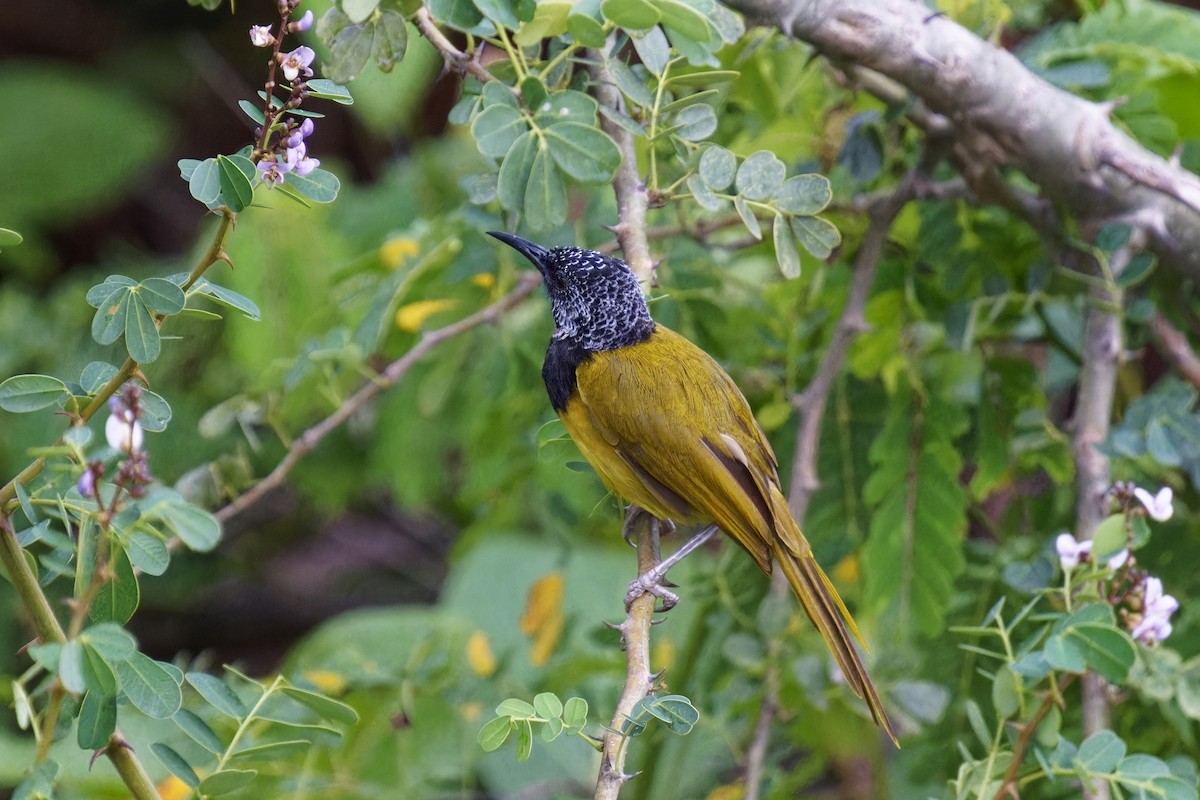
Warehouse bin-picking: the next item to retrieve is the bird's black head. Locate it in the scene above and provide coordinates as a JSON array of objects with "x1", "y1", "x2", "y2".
[{"x1": 488, "y1": 231, "x2": 654, "y2": 352}]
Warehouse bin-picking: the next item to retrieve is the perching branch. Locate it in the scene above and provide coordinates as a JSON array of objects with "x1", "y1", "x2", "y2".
[
  {"x1": 413, "y1": 8, "x2": 500, "y2": 86},
  {"x1": 726, "y1": 0, "x2": 1200, "y2": 279},
  {"x1": 1151, "y1": 312, "x2": 1200, "y2": 390},
  {"x1": 589, "y1": 48, "x2": 654, "y2": 288},
  {"x1": 1072, "y1": 241, "x2": 1136, "y2": 800},
  {"x1": 215, "y1": 272, "x2": 542, "y2": 525}
]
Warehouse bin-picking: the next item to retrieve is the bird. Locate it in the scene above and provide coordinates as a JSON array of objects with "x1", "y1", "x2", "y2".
[{"x1": 488, "y1": 231, "x2": 897, "y2": 744}]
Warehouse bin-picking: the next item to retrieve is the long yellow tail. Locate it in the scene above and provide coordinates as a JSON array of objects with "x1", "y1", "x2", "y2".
[{"x1": 769, "y1": 499, "x2": 898, "y2": 744}]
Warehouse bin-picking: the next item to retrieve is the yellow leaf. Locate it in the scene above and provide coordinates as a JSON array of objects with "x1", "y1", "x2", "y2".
[
  {"x1": 705, "y1": 785, "x2": 745, "y2": 800},
  {"x1": 520, "y1": 571, "x2": 565, "y2": 667},
  {"x1": 832, "y1": 552, "x2": 860, "y2": 585},
  {"x1": 395, "y1": 299, "x2": 457, "y2": 332},
  {"x1": 467, "y1": 630, "x2": 498, "y2": 677},
  {"x1": 157, "y1": 776, "x2": 194, "y2": 800},
  {"x1": 380, "y1": 237, "x2": 420, "y2": 269},
  {"x1": 302, "y1": 669, "x2": 348, "y2": 695}
]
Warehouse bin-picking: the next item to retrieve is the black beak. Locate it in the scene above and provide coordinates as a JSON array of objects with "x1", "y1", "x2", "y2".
[{"x1": 487, "y1": 231, "x2": 551, "y2": 271}]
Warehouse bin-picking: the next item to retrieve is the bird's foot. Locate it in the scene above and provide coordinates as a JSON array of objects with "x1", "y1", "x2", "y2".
[{"x1": 624, "y1": 569, "x2": 679, "y2": 613}]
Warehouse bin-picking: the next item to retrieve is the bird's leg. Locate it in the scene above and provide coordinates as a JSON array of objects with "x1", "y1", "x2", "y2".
[{"x1": 624, "y1": 523, "x2": 720, "y2": 612}]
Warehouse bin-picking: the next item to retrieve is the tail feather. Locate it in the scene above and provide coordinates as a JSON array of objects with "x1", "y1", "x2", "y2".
[{"x1": 773, "y1": 538, "x2": 898, "y2": 745}]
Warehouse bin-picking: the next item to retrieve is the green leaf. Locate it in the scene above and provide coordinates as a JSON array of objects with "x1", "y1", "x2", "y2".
[
  {"x1": 516, "y1": 719, "x2": 534, "y2": 761},
  {"x1": 124, "y1": 295, "x2": 161, "y2": 363},
  {"x1": 672, "y1": 104, "x2": 717, "y2": 141},
  {"x1": 790, "y1": 215, "x2": 841, "y2": 260},
  {"x1": 77, "y1": 690, "x2": 117, "y2": 749},
  {"x1": 568, "y1": 8, "x2": 607, "y2": 46},
  {"x1": 188, "y1": 158, "x2": 222, "y2": 207},
  {"x1": 138, "y1": 277, "x2": 186, "y2": 316},
  {"x1": 148, "y1": 496, "x2": 221, "y2": 552},
  {"x1": 89, "y1": 548, "x2": 139, "y2": 624},
  {"x1": 281, "y1": 686, "x2": 360, "y2": 725},
  {"x1": 478, "y1": 716, "x2": 513, "y2": 751},
  {"x1": 306, "y1": 79, "x2": 354, "y2": 104},
  {"x1": 325, "y1": 21, "x2": 373, "y2": 84},
  {"x1": 138, "y1": 389, "x2": 172, "y2": 432},
  {"x1": 60, "y1": 639, "x2": 87, "y2": 694},
  {"x1": 735, "y1": 150, "x2": 786, "y2": 200},
  {"x1": 125, "y1": 530, "x2": 170, "y2": 576},
  {"x1": 286, "y1": 168, "x2": 340, "y2": 203},
  {"x1": 772, "y1": 214, "x2": 801, "y2": 279},
  {"x1": 698, "y1": 145, "x2": 736, "y2": 190},
  {"x1": 541, "y1": 716, "x2": 564, "y2": 742},
  {"x1": 237, "y1": 100, "x2": 265, "y2": 125},
  {"x1": 0, "y1": 227, "x2": 23, "y2": 247},
  {"x1": 533, "y1": 692, "x2": 563, "y2": 719},
  {"x1": 187, "y1": 672, "x2": 248, "y2": 719},
  {"x1": 12, "y1": 759, "x2": 59, "y2": 800},
  {"x1": 227, "y1": 740, "x2": 311, "y2": 764},
  {"x1": 1077, "y1": 730, "x2": 1126, "y2": 774},
  {"x1": 184, "y1": 277, "x2": 262, "y2": 320},
  {"x1": 1091, "y1": 513, "x2": 1128, "y2": 564},
  {"x1": 734, "y1": 196, "x2": 761, "y2": 240},
  {"x1": 687, "y1": 174, "x2": 722, "y2": 211},
  {"x1": 90, "y1": 284, "x2": 132, "y2": 346},
  {"x1": 772, "y1": 174, "x2": 832, "y2": 215},
  {"x1": 373, "y1": 10, "x2": 409, "y2": 71},
  {"x1": 606, "y1": 57, "x2": 655, "y2": 107},
  {"x1": 524, "y1": 145, "x2": 567, "y2": 229},
  {"x1": 535, "y1": 90, "x2": 599, "y2": 127},
  {"x1": 562, "y1": 696, "x2": 588, "y2": 730},
  {"x1": 175, "y1": 709, "x2": 224, "y2": 754},
  {"x1": 601, "y1": 0, "x2": 661, "y2": 29},
  {"x1": 472, "y1": 104, "x2": 528, "y2": 159},
  {"x1": 654, "y1": 0, "x2": 714, "y2": 41},
  {"x1": 216, "y1": 155, "x2": 256, "y2": 213},
  {"x1": 151, "y1": 743, "x2": 201, "y2": 790},
  {"x1": 0, "y1": 374, "x2": 69, "y2": 412},
  {"x1": 862, "y1": 386, "x2": 968, "y2": 637},
  {"x1": 498, "y1": 131, "x2": 537, "y2": 211},
  {"x1": 198, "y1": 769, "x2": 258, "y2": 796},
  {"x1": 992, "y1": 666, "x2": 1019, "y2": 720},
  {"x1": 117, "y1": 653, "x2": 183, "y2": 718},
  {"x1": 630, "y1": 25, "x2": 670, "y2": 75},
  {"x1": 965, "y1": 699, "x2": 991, "y2": 749},
  {"x1": 80, "y1": 361, "x2": 119, "y2": 394},
  {"x1": 1117, "y1": 754, "x2": 1171, "y2": 784},
  {"x1": 496, "y1": 697, "x2": 537, "y2": 718},
  {"x1": 644, "y1": 694, "x2": 699, "y2": 733},
  {"x1": 81, "y1": 623, "x2": 136, "y2": 661},
  {"x1": 343, "y1": 0, "x2": 379, "y2": 23},
  {"x1": 476, "y1": 0, "x2": 521, "y2": 28},
  {"x1": 543, "y1": 123, "x2": 621, "y2": 182}
]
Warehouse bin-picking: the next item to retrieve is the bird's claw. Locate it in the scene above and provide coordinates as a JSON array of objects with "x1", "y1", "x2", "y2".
[{"x1": 624, "y1": 570, "x2": 679, "y2": 612}]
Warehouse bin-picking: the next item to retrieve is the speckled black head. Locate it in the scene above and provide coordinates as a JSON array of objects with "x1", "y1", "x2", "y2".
[
  {"x1": 488, "y1": 231, "x2": 655, "y2": 352},
  {"x1": 489, "y1": 231, "x2": 656, "y2": 411}
]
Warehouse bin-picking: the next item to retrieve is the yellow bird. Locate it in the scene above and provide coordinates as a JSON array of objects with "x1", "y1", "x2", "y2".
[{"x1": 489, "y1": 231, "x2": 896, "y2": 743}]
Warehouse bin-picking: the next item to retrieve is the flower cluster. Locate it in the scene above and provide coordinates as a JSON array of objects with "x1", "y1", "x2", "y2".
[
  {"x1": 247, "y1": 4, "x2": 319, "y2": 188},
  {"x1": 78, "y1": 383, "x2": 154, "y2": 506},
  {"x1": 1055, "y1": 484, "x2": 1180, "y2": 646}
]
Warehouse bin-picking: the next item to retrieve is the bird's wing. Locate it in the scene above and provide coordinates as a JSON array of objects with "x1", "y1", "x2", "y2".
[{"x1": 573, "y1": 327, "x2": 779, "y2": 571}]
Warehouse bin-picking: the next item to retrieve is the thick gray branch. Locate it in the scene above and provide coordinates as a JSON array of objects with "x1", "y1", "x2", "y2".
[{"x1": 728, "y1": 0, "x2": 1200, "y2": 277}]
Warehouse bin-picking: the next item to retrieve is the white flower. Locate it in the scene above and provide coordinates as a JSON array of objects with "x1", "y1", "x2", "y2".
[
  {"x1": 105, "y1": 410, "x2": 144, "y2": 453},
  {"x1": 1056, "y1": 532, "x2": 1091, "y2": 571},
  {"x1": 280, "y1": 46, "x2": 315, "y2": 82},
  {"x1": 1131, "y1": 576, "x2": 1179, "y2": 644},
  {"x1": 1133, "y1": 486, "x2": 1173, "y2": 522},
  {"x1": 249, "y1": 24, "x2": 275, "y2": 47}
]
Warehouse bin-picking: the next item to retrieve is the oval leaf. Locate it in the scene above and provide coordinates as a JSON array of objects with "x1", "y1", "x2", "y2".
[
  {"x1": 198, "y1": 769, "x2": 258, "y2": 796},
  {"x1": 117, "y1": 653, "x2": 183, "y2": 718},
  {"x1": 736, "y1": 150, "x2": 786, "y2": 201},
  {"x1": 542, "y1": 123, "x2": 621, "y2": 182},
  {"x1": 0, "y1": 374, "x2": 69, "y2": 413}
]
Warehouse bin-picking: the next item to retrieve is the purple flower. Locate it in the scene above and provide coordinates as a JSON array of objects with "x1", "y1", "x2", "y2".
[
  {"x1": 1055, "y1": 532, "x2": 1091, "y2": 571},
  {"x1": 77, "y1": 467, "x2": 97, "y2": 498},
  {"x1": 280, "y1": 46, "x2": 315, "y2": 82},
  {"x1": 286, "y1": 141, "x2": 320, "y2": 176},
  {"x1": 285, "y1": 118, "x2": 314, "y2": 148},
  {"x1": 258, "y1": 157, "x2": 292, "y2": 186},
  {"x1": 249, "y1": 24, "x2": 275, "y2": 47},
  {"x1": 1131, "y1": 576, "x2": 1179, "y2": 644},
  {"x1": 290, "y1": 10, "x2": 314, "y2": 32}
]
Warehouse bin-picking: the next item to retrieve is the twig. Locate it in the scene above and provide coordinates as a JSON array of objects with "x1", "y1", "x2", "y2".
[
  {"x1": 997, "y1": 674, "x2": 1075, "y2": 796},
  {"x1": 1072, "y1": 241, "x2": 1137, "y2": 800},
  {"x1": 215, "y1": 272, "x2": 542, "y2": 524},
  {"x1": 588, "y1": 48, "x2": 653, "y2": 287},
  {"x1": 1151, "y1": 311, "x2": 1200, "y2": 389},
  {"x1": 413, "y1": 8, "x2": 500, "y2": 86},
  {"x1": 594, "y1": 512, "x2": 661, "y2": 800}
]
